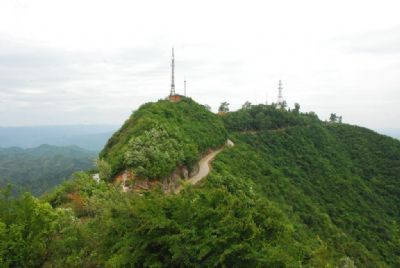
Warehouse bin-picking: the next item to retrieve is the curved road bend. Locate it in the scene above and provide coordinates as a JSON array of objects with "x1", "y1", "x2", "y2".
[{"x1": 175, "y1": 139, "x2": 234, "y2": 193}]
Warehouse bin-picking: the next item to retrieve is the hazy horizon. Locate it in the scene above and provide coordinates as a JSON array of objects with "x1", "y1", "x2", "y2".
[
  {"x1": 0, "y1": 0, "x2": 399, "y2": 131},
  {"x1": 0, "y1": 124, "x2": 119, "y2": 150},
  {"x1": 0, "y1": 119, "x2": 399, "y2": 141}
]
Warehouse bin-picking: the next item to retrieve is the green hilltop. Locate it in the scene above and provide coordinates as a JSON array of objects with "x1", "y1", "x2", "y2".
[
  {"x1": 1, "y1": 99, "x2": 400, "y2": 267},
  {"x1": 100, "y1": 98, "x2": 227, "y2": 178}
]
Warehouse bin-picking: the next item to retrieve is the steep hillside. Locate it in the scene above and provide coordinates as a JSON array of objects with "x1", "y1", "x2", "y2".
[
  {"x1": 1, "y1": 101, "x2": 399, "y2": 267},
  {"x1": 213, "y1": 104, "x2": 400, "y2": 267},
  {"x1": 0, "y1": 145, "x2": 96, "y2": 196},
  {"x1": 100, "y1": 98, "x2": 227, "y2": 178}
]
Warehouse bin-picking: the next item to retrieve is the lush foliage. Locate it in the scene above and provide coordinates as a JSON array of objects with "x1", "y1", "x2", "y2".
[
  {"x1": 0, "y1": 186, "x2": 70, "y2": 268},
  {"x1": 222, "y1": 103, "x2": 319, "y2": 132},
  {"x1": 0, "y1": 144, "x2": 96, "y2": 196},
  {"x1": 5, "y1": 172, "x2": 337, "y2": 267},
  {"x1": 214, "y1": 104, "x2": 400, "y2": 267},
  {"x1": 1, "y1": 101, "x2": 399, "y2": 267},
  {"x1": 100, "y1": 98, "x2": 227, "y2": 178},
  {"x1": 125, "y1": 127, "x2": 186, "y2": 178}
]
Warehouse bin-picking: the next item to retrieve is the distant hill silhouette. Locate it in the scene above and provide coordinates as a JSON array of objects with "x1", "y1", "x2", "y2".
[
  {"x1": 0, "y1": 144, "x2": 96, "y2": 196},
  {"x1": 0, "y1": 125, "x2": 118, "y2": 151}
]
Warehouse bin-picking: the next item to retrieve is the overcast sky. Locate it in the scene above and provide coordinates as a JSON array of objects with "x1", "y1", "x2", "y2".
[{"x1": 0, "y1": 0, "x2": 399, "y2": 131}]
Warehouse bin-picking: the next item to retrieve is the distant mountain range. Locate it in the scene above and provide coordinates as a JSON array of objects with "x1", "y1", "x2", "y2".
[
  {"x1": 0, "y1": 125, "x2": 118, "y2": 151},
  {"x1": 0, "y1": 144, "x2": 97, "y2": 196}
]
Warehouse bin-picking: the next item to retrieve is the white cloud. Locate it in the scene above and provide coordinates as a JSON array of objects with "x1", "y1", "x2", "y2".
[{"x1": 0, "y1": 0, "x2": 399, "y2": 130}]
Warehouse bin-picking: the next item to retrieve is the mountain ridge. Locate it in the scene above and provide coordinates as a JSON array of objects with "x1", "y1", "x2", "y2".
[
  {"x1": 1, "y1": 99, "x2": 399, "y2": 267},
  {"x1": 0, "y1": 144, "x2": 96, "y2": 196},
  {"x1": 0, "y1": 124, "x2": 117, "y2": 151}
]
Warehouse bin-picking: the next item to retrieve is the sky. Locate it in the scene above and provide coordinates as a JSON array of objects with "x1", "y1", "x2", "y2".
[{"x1": 0, "y1": 0, "x2": 399, "y2": 132}]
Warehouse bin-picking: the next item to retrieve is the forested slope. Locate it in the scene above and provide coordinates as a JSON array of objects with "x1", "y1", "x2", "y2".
[
  {"x1": 1, "y1": 101, "x2": 399, "y2": 267},
  {"x1": 100, "y1": 98, "x2": 227, "y2": 179},
  {"x1": 214, "y1": 104, "x2": 400, "y2": 267},
  {"x1": 0, "y1": 144, "x2": 96, "y2": 196}
]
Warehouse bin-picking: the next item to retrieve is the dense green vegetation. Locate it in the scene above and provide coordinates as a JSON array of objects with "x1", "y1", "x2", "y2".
[
  {"x1": 1, "y1": 100, "x2": 399, "y2": 267},
  {"x1": 223, "y1": 103, "x2": 319, "y2": 132},
  {"x1": 0, "y1": 186, "x2": 68, "y2": 267},
  {"x1": 216, "y1": 103, "x2": 400, "y2": 267},
  {"x1": 2, "y1": 172, "x2": 340, "y2": 267},
  {"x1": 100, "y1": 98, "x2": 227, "y2": 178},
  {"x1": 0, "y1": 145, "x2": 96, "y2": 196}
]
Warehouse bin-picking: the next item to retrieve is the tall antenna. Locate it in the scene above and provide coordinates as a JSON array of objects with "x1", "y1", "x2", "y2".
[
  {"x1": 170, "y1": 48, "x2": 175, "y2": 96},
  {"x1": 184, "y1": 77, "x2": 187, "y2": 97},
  {"x1": 277, "y1": 80, "x2": 284, "y2": 104}
]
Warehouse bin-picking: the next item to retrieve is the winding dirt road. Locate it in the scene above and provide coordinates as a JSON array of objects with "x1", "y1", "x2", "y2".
[
  {"x1": 103, "y1": 140, "x2": 234, "y2": 193},
  {"x1": 175, "y1": 139, "x2": 234, "y2": 193}
]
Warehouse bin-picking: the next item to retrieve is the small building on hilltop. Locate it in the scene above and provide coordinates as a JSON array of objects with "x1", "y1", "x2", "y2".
[{"x1": 169, "y1": 94, "x2": 184, "y2": 102}]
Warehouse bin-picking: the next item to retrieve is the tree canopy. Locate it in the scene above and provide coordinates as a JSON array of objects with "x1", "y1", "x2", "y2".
[
  {"x1": 100, "y1": 98, "x2": 227, "y2": 178},
  {"x1": 1, "y1": 100, "x2": 399, "y2": 267}
]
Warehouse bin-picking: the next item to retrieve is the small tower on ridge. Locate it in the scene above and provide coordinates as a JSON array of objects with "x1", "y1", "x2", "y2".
[
  {"x1": 168, "y1": 48, "x2": 183, "y2": 102},
  {"x1": 170, "y1": 48, "x2": 176, "y2": 96},
  {"x1": 277, "y1": 80, "x2": 285, "y2": 107}
]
